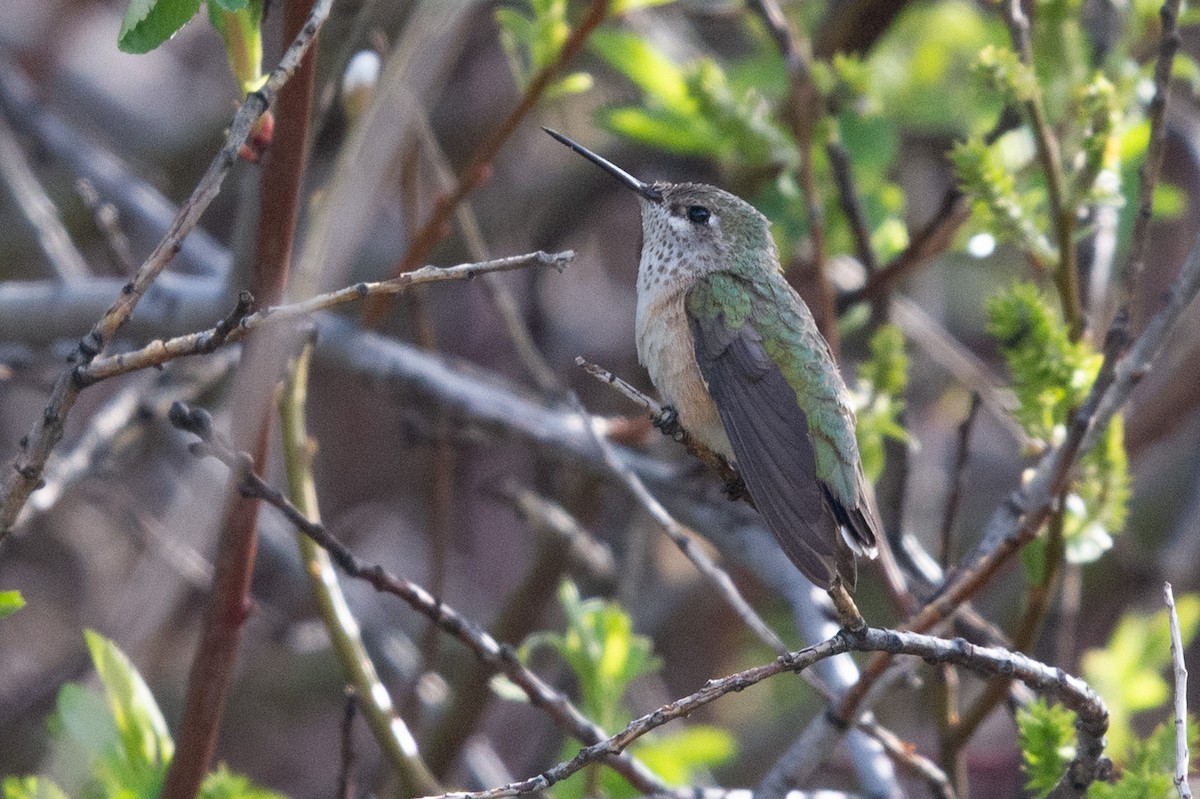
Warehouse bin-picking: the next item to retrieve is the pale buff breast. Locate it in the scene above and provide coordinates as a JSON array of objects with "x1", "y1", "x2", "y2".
[{"x1": 635, "y1": 286, "x2": 735, "y2": 460}]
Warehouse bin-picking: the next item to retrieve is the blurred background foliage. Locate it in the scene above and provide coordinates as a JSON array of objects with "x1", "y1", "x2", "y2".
[{"x1": 2, "y1": 0, "x2": 1200, "y2": 797}]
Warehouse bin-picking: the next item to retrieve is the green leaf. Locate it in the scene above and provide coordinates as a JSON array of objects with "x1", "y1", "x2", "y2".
[
  {"x1": 1152, "y1": 184, "x2": 1188, "y2": 220},
  {"x1": 527, "y1": 581, "x2": 659, "y2": 734},
  {"x1": 199, "y1": 765, "x2": 285, "y2": 799},
  {"x1": 1018, "y1": 700, "x2": 1077, "y2": 799},
  {"x1": 118, "y1": 0, "x2": 203, "y2": 54},
  {"x1": 546, "y1": 71, "x2": 594, "y2": 100},
  {"x1": 84, "y1": 629, "x2": 174, "y2": 769},
  {"x1": 208, "y1": 0, "x2": 247, "y2": 10},
  {"x1": 207, "y1": 1, "x2": 265, "y2": 92},
  {"x1": 598, "y1": 107, "x2": 715, "y2": 157},
  {"x1": 0, "y1": 590, "x2": 24, "y2": 619},
  {"x1": 952, "y1": 137, "x2": 1056, "y2": 264},
  {"x1": 590, "y1": 28, "x2": 693, "y2": 114},
  {"x1": 2, "y1": 777, "x2": 69, "y2": 799}
]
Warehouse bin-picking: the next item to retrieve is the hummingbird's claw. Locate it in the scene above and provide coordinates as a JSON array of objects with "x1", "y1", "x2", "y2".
[{"x1": 653, "y1": 405, "x2": 682, "y2": 439}]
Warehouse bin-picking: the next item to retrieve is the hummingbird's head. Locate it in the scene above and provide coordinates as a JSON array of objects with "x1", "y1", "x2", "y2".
[{"x1": 544, "y1": 128, "x2": 776, "y2": 280}]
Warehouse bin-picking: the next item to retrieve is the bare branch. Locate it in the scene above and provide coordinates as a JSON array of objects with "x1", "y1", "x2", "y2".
[
  {"x1": 1166, "y1": 582, "x2": 1192, "y2": 799},
  {"x1": 416, "y1": 627, "x2": 1106, "y2": 799},
  {"x1": 166, "y1": 401, "x2": 668, "y2": 797},
  {"x1": 79, "y1": 251, "x2": 572, "y2": 384},
  {"x1": 0, "y1": 0, "x2": 335, "y2": 541},
  {"x1": 0, "y1": 114, "x2": 89, "y2": 281}
]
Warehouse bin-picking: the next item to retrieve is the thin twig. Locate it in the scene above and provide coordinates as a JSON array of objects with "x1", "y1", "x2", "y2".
[
  {"x1": 339, "y1": 689, "x2": 359, "y2": 799},
  {"x1": 575, "y1": 357, "x2": 741, "y2": 487},
  {"x1": 0, "y1": 114, "x2": 89, "y2": 281},
  {"x1": 1118, "y1": 0, "x2": 1184, "y2": 314},
  {"x1": 79, "y1": 252, "x2": 572, "y2": 384},
  {"x1": 939, "y1": 393, "x2": 981, "y2": 567},
  {"x1": 0, "y1": 0, "x2": 334, "y2": 541},
  {"x1": 362, "y1": 0, "x2": 609, "y2": 325},
  {"x1": 827, "y1": 139, "x2": 877, "y2": 274},
  {"x1": 570, "y1": 393, "x2": 791, "y2": 655},
  {"x1": 75, "y1": 178, "x2": 136, "y2": 275},
  {"x1": 415, "y1": 626, "x2": 1106, "y2": 799},
  {"x1": 421, "y1": 483, "x2": 611, "y2": 777},
  {"x1": 167, "y1": 402, "x2": 668, "y2": 797},
  {"x1": 1166, "y1": 582, "x2": 1192, "y2": 799}
]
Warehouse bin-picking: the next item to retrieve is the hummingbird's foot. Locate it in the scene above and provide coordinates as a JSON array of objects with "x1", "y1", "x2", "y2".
[
  {"x1": 722, "y1": 475, "x2": 749, "y2": 502},
  {"x1": 653, "y1": 405, "x2": 684, "y2": 440}
]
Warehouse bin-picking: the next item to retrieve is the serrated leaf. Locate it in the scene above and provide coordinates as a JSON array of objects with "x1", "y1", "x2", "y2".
[
  {"x1": 119, "y1": 0, "x2": 203, "y2": 54},
  {"x1": 1017, "y1": 700, "x2": 1077, "y2": 798},
  {"x1": 0, "y1": 590, "x2": 24, "y2": 619},
  {"x1": 84, "y1": 629, "x2": 174, "y2": 769}
]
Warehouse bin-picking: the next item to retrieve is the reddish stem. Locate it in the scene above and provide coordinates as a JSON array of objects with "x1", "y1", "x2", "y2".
[{"x1": 160, "y1": 1, "x2": 318, "y2": 796}]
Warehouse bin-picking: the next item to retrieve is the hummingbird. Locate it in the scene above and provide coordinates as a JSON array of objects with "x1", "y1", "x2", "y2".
[{"x1": 546, "y1": 129, "x2": 879, "y2": 590}]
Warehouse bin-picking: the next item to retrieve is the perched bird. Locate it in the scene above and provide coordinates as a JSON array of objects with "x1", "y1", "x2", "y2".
[{"x1": 547, "y1": 129, "x2": 879, "y2": 590}]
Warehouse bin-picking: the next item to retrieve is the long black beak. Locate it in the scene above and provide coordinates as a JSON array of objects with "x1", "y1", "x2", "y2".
[{"x1": 544, "y1": 128, "x2": 663, "y2": 203}]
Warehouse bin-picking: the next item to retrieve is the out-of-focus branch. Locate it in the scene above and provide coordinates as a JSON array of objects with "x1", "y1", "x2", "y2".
[
  {"x1": 76, "y1": 178, "x2": 136, "y2": 275},
  {"x1": 167, "y1": 401, "x2": 668, "y2": 796},
  {"x1": 837, "y1": 189, "x2": 970, "y2": 313},
  {"x1": 280, "y1": 344, "x2": 442, "y2": 795},
  {"x1": 362, "y1": 0, "x2": 610, "y2": 325},
  {"x1": 0, "y1": 0, "x2": 334, "y2": 543},
  {"x1": 420, "y1": 481, "x2": 612, "y2": 777},
  {"x1": 412, "y1": 109, "x2": 564, "y2": 396},
  {"x1": 417, "y1": 626, "x2": 1107, "y2": 799},
  {"x1": 0, "y1": 113, "x2": 89, "y2": 281}
]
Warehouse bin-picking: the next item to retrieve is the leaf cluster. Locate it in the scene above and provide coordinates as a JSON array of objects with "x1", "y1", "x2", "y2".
[
  {"x1": 987, "y1": 284, "x2": 1129, "y2": 562},
  {"x1": 3, "y1": 631, "x2": 280, "y2": 799},
  {"x1": 516, "y1": 582, "x2": 734, "y2": 799}
]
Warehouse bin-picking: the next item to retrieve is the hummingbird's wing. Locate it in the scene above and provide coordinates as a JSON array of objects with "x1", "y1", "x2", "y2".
[{"x1": 686, "y1": 271, "x2": 878, "y2": 589}]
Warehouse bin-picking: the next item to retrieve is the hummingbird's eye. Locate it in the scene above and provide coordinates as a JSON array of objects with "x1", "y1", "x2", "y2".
[{"x1": 686, "y1": 205, "x2": 711, "y2": 225}]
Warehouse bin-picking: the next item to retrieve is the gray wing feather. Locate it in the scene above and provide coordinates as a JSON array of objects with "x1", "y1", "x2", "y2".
[{"x1": 689, "y1": 312, "x2": 856, "y2": 589}]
